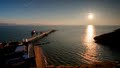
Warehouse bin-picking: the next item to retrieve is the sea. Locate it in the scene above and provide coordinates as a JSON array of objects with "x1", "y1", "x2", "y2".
[{"x1": 0, "y1": 25, "x2": 120, "y2": 65}]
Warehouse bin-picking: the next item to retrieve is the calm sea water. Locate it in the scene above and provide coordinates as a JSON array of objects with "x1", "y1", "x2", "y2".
[{"x1": 0, "y1": 25, "x2": 120, "y2": 65}]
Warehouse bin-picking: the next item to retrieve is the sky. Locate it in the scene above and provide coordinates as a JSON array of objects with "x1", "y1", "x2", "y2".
[{"x1": 0, "y1": 0, "x2": 120, "y2": 25}]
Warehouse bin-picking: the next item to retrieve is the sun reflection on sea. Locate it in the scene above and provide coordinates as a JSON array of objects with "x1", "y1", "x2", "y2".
[{"x1": 82, "y1": 25, "x2": 99, "y2": 63}]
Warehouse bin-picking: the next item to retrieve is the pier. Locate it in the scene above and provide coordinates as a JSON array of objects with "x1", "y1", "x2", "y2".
[
  {"x1": 22, "y1": 30, "x2": 56, "y2": 43},
  {"x1": 23, "y1": 30, "x2": 56, "y2": 68}
]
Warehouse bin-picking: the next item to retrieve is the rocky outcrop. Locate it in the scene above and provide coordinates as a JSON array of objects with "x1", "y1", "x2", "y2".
[{"x1": 94, "y1": 28, "x2": 120, "y2": 47}]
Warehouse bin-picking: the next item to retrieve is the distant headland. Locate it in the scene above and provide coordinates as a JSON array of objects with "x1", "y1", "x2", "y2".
[{"x1": 94, "y1": 28, "x2": 120, "y2": 48}]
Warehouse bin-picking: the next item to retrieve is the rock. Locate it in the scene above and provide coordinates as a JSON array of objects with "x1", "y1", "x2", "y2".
[{"x1": 94, "y1": 28, "x2": 120, "y2": 48}]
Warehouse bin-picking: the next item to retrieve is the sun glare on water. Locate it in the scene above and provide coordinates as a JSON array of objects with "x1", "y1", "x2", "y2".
[{"x1": 82, "y1": 25, "x2": 99, "y2": 63}]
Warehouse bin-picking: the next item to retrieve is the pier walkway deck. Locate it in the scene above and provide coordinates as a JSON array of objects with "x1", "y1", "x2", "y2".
[
  {"x1": 34, "y1": 46, "x2": 45, "y2": 68},
  {"x1": 26, "y1": 30, "x2": 55, "y2": 43}
]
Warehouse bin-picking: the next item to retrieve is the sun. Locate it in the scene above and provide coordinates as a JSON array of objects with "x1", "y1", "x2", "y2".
[{"x1": 88, "y1": 13, "x2": 94, "y2": 20}]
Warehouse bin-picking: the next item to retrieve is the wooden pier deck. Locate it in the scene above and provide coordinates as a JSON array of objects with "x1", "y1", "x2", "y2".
[{"x1": 34, "y1": 45, "x2": 45, "y2": 68}]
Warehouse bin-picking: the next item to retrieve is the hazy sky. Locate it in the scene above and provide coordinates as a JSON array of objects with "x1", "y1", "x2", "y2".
[{"x1": 0, "y1": 0, "x2": 120, "y2": 25}]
